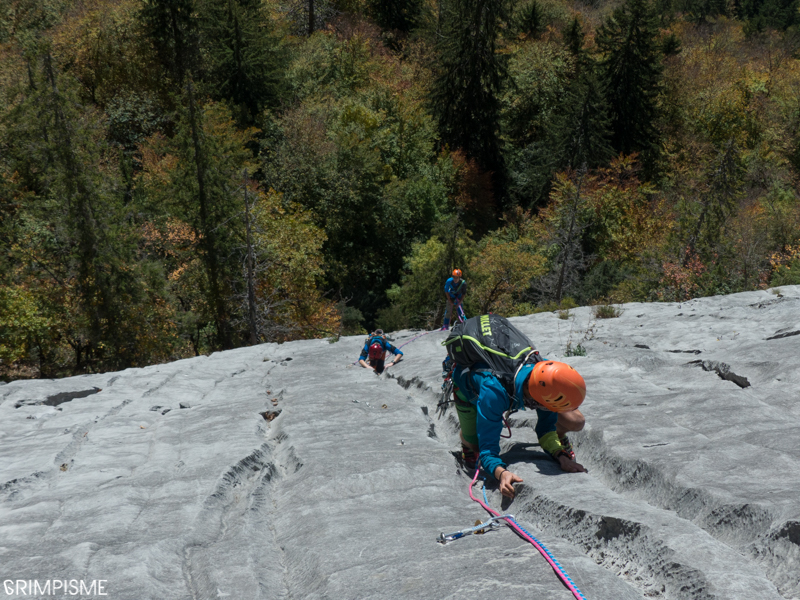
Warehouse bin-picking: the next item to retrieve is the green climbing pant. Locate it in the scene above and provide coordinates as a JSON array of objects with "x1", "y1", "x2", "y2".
[{"x1": 454, "y1": 389, "x2": 478, "y2": 445}]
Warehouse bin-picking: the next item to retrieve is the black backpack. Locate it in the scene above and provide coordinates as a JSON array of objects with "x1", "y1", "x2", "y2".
[{"x1": 442, "y1": 314, "x2": 540, "y2": 399}]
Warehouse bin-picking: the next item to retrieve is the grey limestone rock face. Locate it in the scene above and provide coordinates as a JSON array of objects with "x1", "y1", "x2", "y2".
[{"x1": 1, "y1": 287, "x2": 799, "y2": 599}]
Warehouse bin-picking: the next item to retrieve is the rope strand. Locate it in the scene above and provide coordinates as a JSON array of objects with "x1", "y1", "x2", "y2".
[{"x1": 468, "y1": 467, "x2": 588, "y2": 600}]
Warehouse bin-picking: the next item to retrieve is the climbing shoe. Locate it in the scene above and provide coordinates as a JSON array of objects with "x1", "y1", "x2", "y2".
[
  {"x1": 461, "y1": 445, "x2": 478, "y2": 470},
  {"x1": 559, "y1": 436, "x2": 576, "y2": 461}
]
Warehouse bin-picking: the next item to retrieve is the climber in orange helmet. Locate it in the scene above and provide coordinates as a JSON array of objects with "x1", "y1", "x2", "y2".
[
  {"x1": 450, "y1": 348, "x2": 587, "y2": 499},
  {"x1": 441, "y1": 269, "x2": 467, "y2": 330}
]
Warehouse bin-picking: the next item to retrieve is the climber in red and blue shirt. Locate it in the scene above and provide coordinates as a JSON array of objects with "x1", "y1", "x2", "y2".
[{"x1": 358, "y1": 330, "x2": 403, "y2": 374}]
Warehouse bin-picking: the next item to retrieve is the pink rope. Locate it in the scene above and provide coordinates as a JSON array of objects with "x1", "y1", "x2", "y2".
[{"x1": 468, "y1": 468, "x2": 587, "y2": 600}]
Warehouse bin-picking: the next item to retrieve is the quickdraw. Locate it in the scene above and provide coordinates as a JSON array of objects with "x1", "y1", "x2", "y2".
[{"x1": 468, "y1": 467, "x2": 588, "y2": 600}]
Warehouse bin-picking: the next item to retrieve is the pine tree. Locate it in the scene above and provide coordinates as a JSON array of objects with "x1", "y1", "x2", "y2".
[
  {"x1": 430, "y1": 0, "x2": 508, "y2": 186},
  {"x1": 548, "y1": 73, "x2": 614, "y2": 174},
  {"x1": 138, "y1": 0, "x2": 199, "y2": 85},
  {"x1": 551, "y1": 18, "x2": 614, "y2": 172},
  {"x1": 596, "y1": 0, "x2": 664, "y2": 173},
  {"x1": 517, "y1": 1, "x2": 545, "y2": 38},
  {"x1": 684, "y1": 140, "x2": 744, "y2": 262},
  {"x1": 680, "y1": 0, "x2": 731, "y2": 24},
  {"x1": 507, "y1": 18, "x2": 613, "y2": 206},
  {"x1": 562, "y1": 16, "x2": 585, "y2": 58},
  {"x1": 368, "y1": 0, "x2": 423, "y2": 32},
  {"x1": 197, "y1": 0, "x2": 287, "y2": 125}
]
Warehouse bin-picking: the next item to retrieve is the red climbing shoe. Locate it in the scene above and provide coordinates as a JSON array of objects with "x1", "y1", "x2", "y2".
[{"x1": 461, "y1": 445, "x2": 477, "y2": 470}]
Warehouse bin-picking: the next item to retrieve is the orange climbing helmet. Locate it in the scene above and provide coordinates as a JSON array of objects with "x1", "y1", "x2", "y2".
[
  {"x1": 452, "y1": 268, "x2": 462, "y2": 278},
  {"x1": 526, "y1": 361, "x2": 586, "y2": 412}
]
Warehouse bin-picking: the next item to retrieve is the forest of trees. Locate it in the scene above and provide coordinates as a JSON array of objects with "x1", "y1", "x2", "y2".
[{"x1": 2, "y1": 0, "x2": 800, "y2": 380}]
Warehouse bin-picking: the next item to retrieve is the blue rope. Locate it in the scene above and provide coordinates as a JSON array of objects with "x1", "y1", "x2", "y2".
[{"x1": 481, "y1": 482, "x2": 588, "y2": 600}]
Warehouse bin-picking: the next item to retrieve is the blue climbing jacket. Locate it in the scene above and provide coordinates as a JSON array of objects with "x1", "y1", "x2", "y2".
[
  {"x1": 358, "y1": 335, "x2": 403, "y2": 362},
  {"x1": 444, "y1": 277, "x2": 467, "y2": 302},
  {"x1": 451, "y1": 362, "x2": 559, "y2": 478}
]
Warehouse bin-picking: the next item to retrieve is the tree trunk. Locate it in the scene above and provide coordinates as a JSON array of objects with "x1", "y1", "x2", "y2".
[
  {"x1": 555, "y1": 172, "x2": 583, "y2": 302},
  {"x1": 187, "y1": 79, "x2": 229, "y2": 348},
  {"x1": 244, "y1": 170, "x2": 258, "y2": 345}
]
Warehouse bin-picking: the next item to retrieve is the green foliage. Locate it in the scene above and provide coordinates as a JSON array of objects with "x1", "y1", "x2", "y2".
[
  {"x1": 1, "y1": 46, "x2": 180, "y2": 375},
  {"x1": 247, "y1": 188, "x2": 341, "y2": 341},
  {"x1": 678, "y1": 0, "x2": 731, "y2": 24},
  {"x1": 106, "y1": 91, "x2": 168, "y2": 151},
  {"x1": 517, "y1": 1, "x2": 546, "y2": 38},
  {"x1": 679, "y1": 140, "x2": 745, "y2": 261},
  {"x1": 564, "y1": 342, "x2": 587, "y2": 356},
  {"x1": 140, "y1": 101, "x2": 255, "y2": 348},
  {"x1": 542, "y1": 61, "x2": 614, "y2": 173},
  {"x1": 514, "y1": 0, "x2": 571, "y2": 38},
  {"x1": 264, "y1": 40, "x2": 450, "y2": 323},
  {"x1": 466, "y1": 214, "x2": 547, "y2": 314},
  {"x1": 533, "y1": 297, "x2": 579, "y2": 313},
  {"x1": 771, "y1": 262, "x2": 800, "y2": 284},
  {"x1": 593, "y1": 303, "x2": 623, "y2": 318},
  {"x1": 503, "y1": 41, "x2": 573, "y2": 204},
  {"x1": 5, "y1": 0, "x2": 800, "y2": 379},
  {"x1": 505, "y1": 20, "x2": 613, "y2": 206},
  {"x1": 338, "y1": 302, "x2": 367, "y2": 335},
  {"x1": 580, "y1": 260, "x2": 635, "y2": 303},
  {"x1": 739, "y1": 0, "x2": 800, "y2": 32},
  {"x1": 0, "y1": 0, "x2": 70, "y2": 40},
  {"x1": 0, "y1": 285, "x2": 55, "y2": 366}
]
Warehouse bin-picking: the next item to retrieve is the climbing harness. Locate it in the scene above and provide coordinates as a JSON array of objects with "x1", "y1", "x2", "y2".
[
  {"x1": 437, "y1": 513, "x2": 514, "y2": 544},
  {"x1": 438, "y1": 356, "x2": 513, "y2": 437},
  {"x1": 467, "y1": 466, "x2": 588, "y2": 600}
]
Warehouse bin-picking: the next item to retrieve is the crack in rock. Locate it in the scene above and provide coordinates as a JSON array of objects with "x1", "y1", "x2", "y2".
[
  {"x1": 750, "y1": 520, "x2": 800, "y2": 597},
  {"x1": 687, "y1": 360, "x2": 751, "y2": 388},
  {"x1": 766, "y1": 329, "x2": 800, "y2": 341},
  {"x1": 14, "y1": 387, "x2": 101, "y2": 409},
  {"x1": 182, "y1": 436, "x2": 293, "y2": 600}
]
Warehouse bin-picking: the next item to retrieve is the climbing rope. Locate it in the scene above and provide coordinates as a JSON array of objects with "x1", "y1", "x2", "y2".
[
  {"x1": 396, "y1": 328, "x2": 439, "y2": 349},
  {"x1": 468, "y1": 467, "x2": 588, "y2": 600}
]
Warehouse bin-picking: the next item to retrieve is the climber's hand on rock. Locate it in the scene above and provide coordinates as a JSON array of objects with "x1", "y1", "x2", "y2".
[{"x1": 497, "y1": 470, "x2": 523, "y2": 499}]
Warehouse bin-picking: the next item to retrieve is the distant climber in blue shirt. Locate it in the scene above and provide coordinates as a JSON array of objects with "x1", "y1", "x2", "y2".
[
  {"x1": 358, "y1": 330, "x2": 403, "y2": 374},
  {"x1": 442, "y1": 269, "x2": 467, "y2": 330}
]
